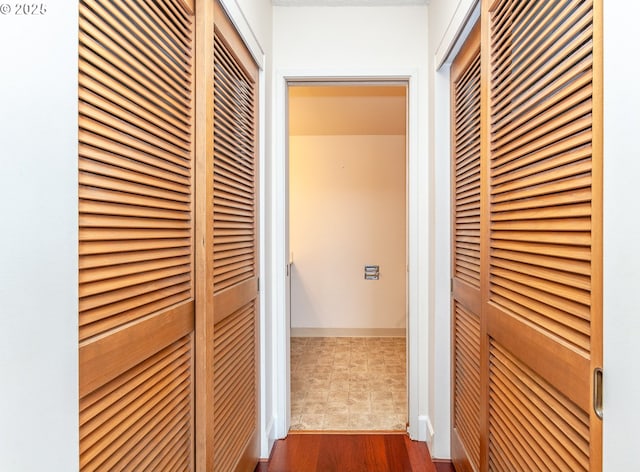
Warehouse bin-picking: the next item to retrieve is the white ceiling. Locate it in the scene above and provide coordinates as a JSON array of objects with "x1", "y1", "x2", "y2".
[
  {"x1": 289, "y1": 85, "x2": 407, "y2": 136},
  {"x1": 273, "y1": 0, "x2": 428, "y2": 5}
]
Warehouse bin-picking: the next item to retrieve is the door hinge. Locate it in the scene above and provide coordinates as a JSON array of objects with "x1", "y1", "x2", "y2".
[
  {"x1": 450, "y1": 278, "x2": 453, "y2": 293},
  {"x1": 257, "y1": 277, "x2": 260, "y2": 293},
  {"x1": 593, "y1": 367, "x2": 603, "y2": 419}
]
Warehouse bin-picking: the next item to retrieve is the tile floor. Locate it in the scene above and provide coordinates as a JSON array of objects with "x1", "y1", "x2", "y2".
[{"x1": 290, "y1": 337, "x2": 407, "y2": 431}]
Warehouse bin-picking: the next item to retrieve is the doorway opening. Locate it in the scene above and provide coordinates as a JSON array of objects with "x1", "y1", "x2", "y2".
[{"x1": 287, "y1": 82, "x2": 408, "y2": 431}]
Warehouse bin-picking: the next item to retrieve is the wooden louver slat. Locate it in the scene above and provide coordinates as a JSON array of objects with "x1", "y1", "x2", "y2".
[
  {"x1": 489, "y1": 0, "x2": 594, "y2": 354},
  {"x1": 454, "y1": 51, "x2": 482, "y2": 290},
  {"x1": 80, "y1": 335, "x2": 193, "y2": 471},
  {"x1": 213, "y1": 301, "x2": 257, "y2": 472},
  {"x1": 213, "y1": 31, "x2": 257, "y2": 296},
  {"x1": 454, "y1": 303, "x2": 481, "y2": 470},
  {"x1": 79, "y1": 0, "x2": 194, "y2": 341},
  {"x1": 488, "y1": 340, "x2": 589, "y2": 472}
]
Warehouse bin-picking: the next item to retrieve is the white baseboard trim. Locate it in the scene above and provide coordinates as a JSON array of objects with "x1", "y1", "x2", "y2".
[
  {"x1": 290, "y1": 327, "x2": 406, "y2": 337},
  {"x1": 262, "y1": 416, "x2": 276, "y2": 459},
  {"x1": 418, "y1": 415, "x2": 433, "y2": 444},
  {"x1": 426, "y1": 416, "x2": 435, "y2": 445}
]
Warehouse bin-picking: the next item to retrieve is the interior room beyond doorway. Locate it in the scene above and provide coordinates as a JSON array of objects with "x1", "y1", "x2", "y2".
[{"x1": 287, "y1": 83, "x2": 408, "y2": 431}]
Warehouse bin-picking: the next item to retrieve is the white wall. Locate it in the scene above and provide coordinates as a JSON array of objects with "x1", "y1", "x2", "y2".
[
  {"x1": 290, "y1": 135, "x2": 406, "y2": 333},
  {"x1": 0, "y1": 5, "x2": 79, "y2": 471},
  {"x1": 602, "y1": 2, "x2": 640, "y2": 470},
  {"x1": 272, "y1": 4, "x2": 430, "y2": 441},
  {"x1": 274, "y1": 5, "x2": 428, "y2": 72}
]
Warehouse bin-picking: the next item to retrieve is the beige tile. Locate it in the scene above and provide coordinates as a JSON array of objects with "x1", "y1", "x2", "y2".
[
  {"x1": 308, "y1": 376, "x2": 331, "y2": 387},
  {"x1": 392, "y1": 389, "x2": 407, "y2": 402},
  {"x1": 394, "y1": 403, "x2": 408, "y2": 415},
  {"x1": 368, "y1": 365, "x2": 386, "y2": 374},
  {"x1": 323, "y1": 414, "x2": 350, "y2": 430},
  {"x1": 348, "y1": 402, "x2": 371, "y2": 415},
  {"x1": 298, "y1": 414, "x2": 324, "y2": 430},
  {"x1": 348, "y1": 381, "x2": 370, "y2": 393},
  {"x1": 290, "y1": 415, "x2": 304, "y2": 430},
  {"x1": 348, "y1": 390, "x2": 370, "y2": 402},
  {"x1": 328, "y1": 380, "x2": 349, "y2": 392},
  {"x1": 305, "y1": 401, "x2": 330, "y2": 414},
  {"x1": 327, "y1": 390, "x2": 349, "y2": 402},
  {"x1": 316, "y1": 356, "x2": 335, "y2": 366},
  {"x1": 388, "y1": 373, "x2": 406, "y2": 383},
  {"x1": 331, "y1": 371, "x2": 350, "y2": 381},
  {"x1": 290, "y1": 337, "x2": 406, "y2": 432},
  {"x1": 291, "y1": 402, "x2": 304, "y2": 416},
  {"x1": 325, "y1": 402, "x2": 349, "y2": 415},
  {"x1": 384, "y1": 414, "x2": 408, "y2": 431},
  {"x1": 385, "y1": 364, "x2": 405, "y2": 375},
  {"x1": 349, "y1": 413, "x2": 382, "y2": 430},
  {"x1": 350, "y1": 356, "x2": 368, "y2": 365},
  {"x1": 349, "y1": 364, "x2": 369, "y2": 375},
  {"x1": 291, "y1": 378, "x2": 307, "y2": 389},
  {"x1": 309, "y1": 365, "x2": 333, "y2": 375},
  {"x1": 371, "y1": 401, "x2": 397, "y2": 415},
  {"x1": 305, "y1": 389, "x2": 330, "y2": 402},
  {"x1": 332, "y1": 364, "x2": 350, "y2": 374},
  {"x1": 371, "y1": 390, "x2": 394, "y2": 402},
  {"x1": 369, "y1": 379, "x2": 390, "y2": 390},
  {"x1": 349, "y1": 372, "x2": 368, "y2": 382}
]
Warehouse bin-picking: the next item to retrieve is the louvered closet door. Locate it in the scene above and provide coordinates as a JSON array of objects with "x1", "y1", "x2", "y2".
[
  {"x1": 483, "y1": 0, "x2": 602, "y2": 470},
  {"x1": 450, "y1": 22, "x2": 481, "y2": 472},
  {"x1": 196, "y1": 1, "x2": 260, "y2": 470},
  {"x1": 78, "y1": 0, "x2": 195, "y2": 470}
]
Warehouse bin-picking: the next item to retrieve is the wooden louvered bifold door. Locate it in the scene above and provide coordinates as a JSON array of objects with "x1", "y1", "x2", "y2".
[
  {"x1": 483, "y1": 0, "x2": 602, "y2": 470},
  {"x1": 78, "y1": 0, "x2": 195, "y2": 470},
  {"x1": 451, "y1": 22, "x2": 481, "y2": 472},
  {"x1": 195, "y1": 1, "x2": 260, "y2": 470}
]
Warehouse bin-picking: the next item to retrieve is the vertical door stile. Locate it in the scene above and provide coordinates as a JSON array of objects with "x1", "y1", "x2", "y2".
[
  {"x1": 450, "y1": 21, "x2": 482, "y2": 472},
  {"x1": 194, "y1": 0, "x2": 216, "y2": 470},
  {"x1": 479, "y1": 3, "x2": 491, "y2": 470},
  {"x1": 589, "y1": 0, "x2": 604, "y2": 469}
]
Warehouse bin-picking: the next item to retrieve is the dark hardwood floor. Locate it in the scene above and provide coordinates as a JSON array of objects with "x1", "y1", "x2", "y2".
[{"x1": 255, "y1": 433, "x2": 441, "y2": 472}]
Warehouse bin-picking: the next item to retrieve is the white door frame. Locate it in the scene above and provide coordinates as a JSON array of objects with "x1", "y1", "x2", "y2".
[{"x1": 271, "y1": 69, "x2": 426, "y2": 441}]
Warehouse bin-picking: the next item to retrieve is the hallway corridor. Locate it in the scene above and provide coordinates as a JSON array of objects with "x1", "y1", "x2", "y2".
[{"x1": 256, "y1": 434, "x2": 443, "y2": 472}]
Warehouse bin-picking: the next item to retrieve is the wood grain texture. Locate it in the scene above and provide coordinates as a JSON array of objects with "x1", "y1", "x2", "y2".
[
  {"x1": 194, "y1": 0, "x2": 216, "y2": 469},
  {"x1": 484, "y1": 0, "x2": 602, "y2": 469},
  {"x1": 433, "y1": 460, "x2": 456, "y2": 472},
  {"x1": 78, "y1": 0, "x2": 195, "y2": 469},
  {"x1": 450, "y1": 20, "x2": 481, "y2": 472},
  {"x1": 260, "y1": 434, "x2": 436, "y2": 472},
  {"x1": 195, "y1": 1, "x2": 261, "y2": 470}
]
